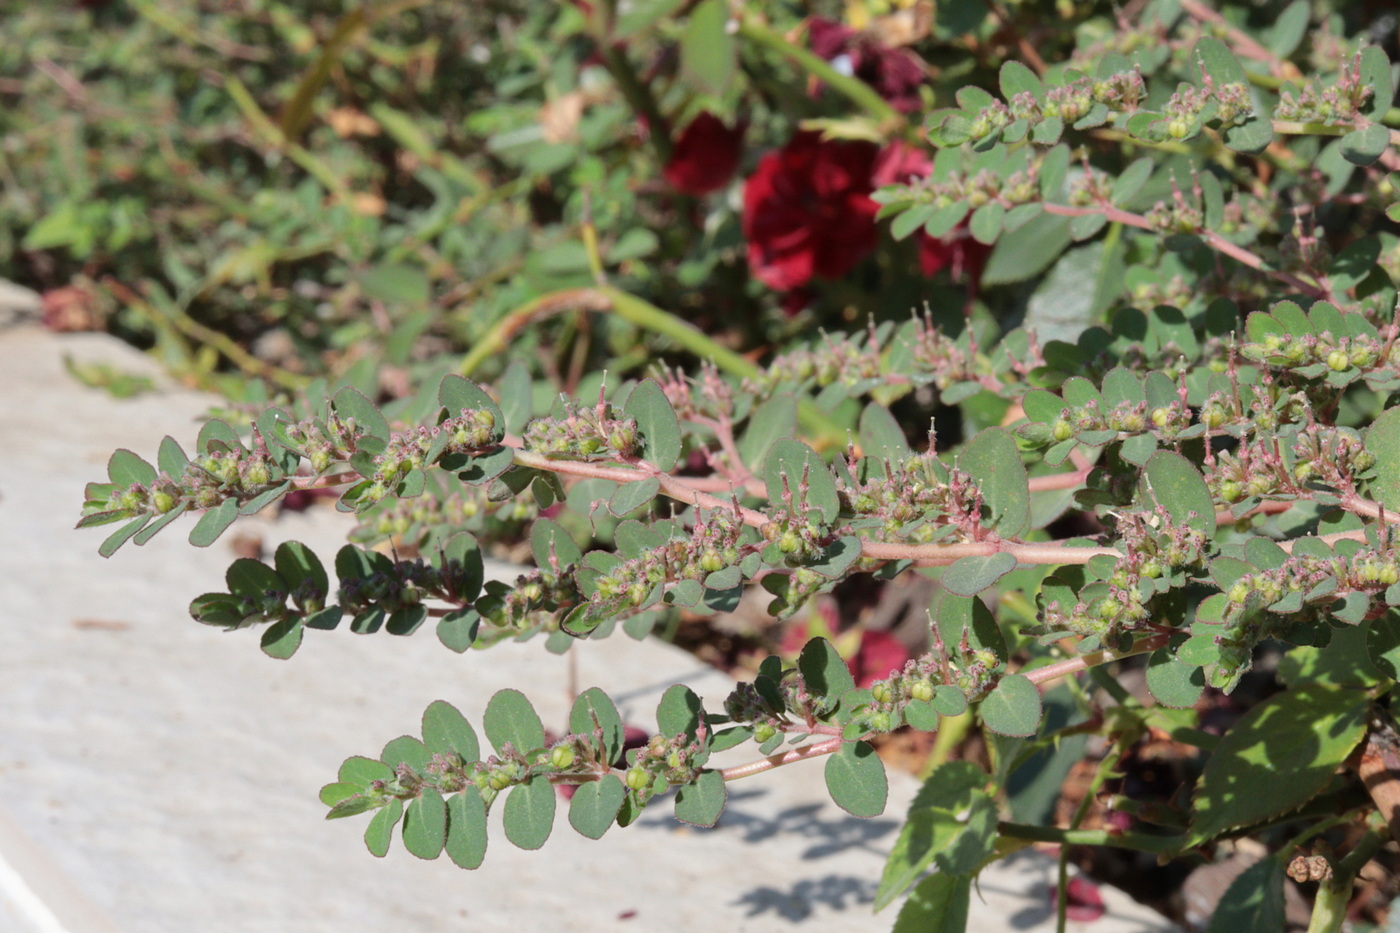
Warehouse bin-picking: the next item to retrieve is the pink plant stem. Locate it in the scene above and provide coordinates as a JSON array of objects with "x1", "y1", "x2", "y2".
[
  {"x1": 1041, "y1": 202, "x2": 1328, "y2": 300},
  {"x1": 513, "y1": 447, "x2": 1115, "y2": 565},
  {"x1": 719, "y1": 633, "x2": 1171, "y2": 782},
  {"x1": 1179, "y1": 0, "x2": 1301, "y2": 81},
  {"x1": 1028, "y1": 468, "x2": 1091, "y2": 492},
  {"x1": 720, "y1": 737, "x2": 845, "y2": 781}
]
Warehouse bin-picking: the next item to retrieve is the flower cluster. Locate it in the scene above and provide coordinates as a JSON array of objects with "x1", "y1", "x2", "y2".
[
  {"x1": 839, "y1": 454, "x2": 985, "y2": 544},
  {"x1": 523, "y1": 398, "x2": 638, "y2": 460},
  {"x1": 1275, "y1": 53, "x2": 1376, "y2": 123},
  {"x1": 591, "y1": 510, "x2": 747, "y2": 609},
  {"x1": 1209, "y1": 424, "x2": 1373, "y2": 503},
  {"x1": 353, "y1": 484, "x2": 537, "y2": 548},
  {"x1": 475, "y1": 571, "x2": 582, "y2": 638},
  {"x1": 622, "y1": 730, "x2": 708, "y2": 800},
  {"x1": 96, "y1": 431, "x2": 285, "y2": 520},
  {"x1": 1240, "y1": 329, "x2": 1392, "y2": 376},
  {"x1": 337, "y1": 554, "x2": 479, "y2": 617}
]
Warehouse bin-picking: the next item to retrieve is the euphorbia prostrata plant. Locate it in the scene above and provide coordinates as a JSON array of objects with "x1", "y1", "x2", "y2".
[{"x1": 79, "y1": 2, "x2": 1400, "y2": 929}]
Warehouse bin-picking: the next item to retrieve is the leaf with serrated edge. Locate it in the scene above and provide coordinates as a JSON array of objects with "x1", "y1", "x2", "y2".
[
  {"x1": 1191, "y1": 685, "x2": 1368, "y2": 842},
  {"x1": 891, "y1": 873, "x2": 971, "y2": 932}
]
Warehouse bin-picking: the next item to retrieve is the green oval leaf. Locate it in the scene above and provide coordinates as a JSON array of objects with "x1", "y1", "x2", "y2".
[
  {"x1": 1145, "y1": 647, "x2": 1205, "y2": 708},
  {"x1": 332, "y1": 385, "x2": 390, "y2": 442},
  {"x1": 1143, "y1": 450, "x2": 1217, "y2": 537},
  {"x1": 1366, "y1": 405, "x2": 1400, "y2": 512},
  {"x1": 402, "y1": 788, "x2": 447, "y2": 859},
  {"x1": 798, "y1": 637, "x2": 857, "y2": 712},
  {"x1": 273, "y1": 541, "x2": 327, "y2": 597},
  {"x1": 764, "y1": 439, "x2": 840, "y2": 524},
  {"x1": 483, "y1": 689, "x2": 546, "y2": 755},
  {"x1": 656, "y1": 684, "x2": 704, "y2": 741},
  {"x1": 568, "y1": 774, "x2": 626, "y2": 839},
  {"x1": 1341, "y1": 124, "x2": 1390, "y2": 167},
  {"x1": 956, "y1": 428, "x2": 1030, "y2": 536},
  {"x1": 824, "y1": 740, "x2": 888, "y2": 817},
  {"x1": 979, "y1": 673, "x2": 1042, "y2": 737},
  {"x1": 859, "y1": 403, "x2": 910, "y2": 460},
  {"x1": 445, "y1": 788, "x2": 488, "y2": 869},
  {"x1": 259, "y1": 618, "x2": 303, "y2": 659},
  {"x1": 99, "y1": 515, "x2": 149, "y2": 558},
  {"x1": 188, "y1": 497, "x2": 239, "y2": 547},
  {"x1": 381, "y1": 735, "x2": 432, "y2": 773},
  {"x1": 339, "y1": 756, "x2": 393, "y2": 787},
  {"x1": 570, "y1": 688, "x2": 625, "y2": 765},
  {"x1": 608, "y1": 476, "x2": 659, "y2": 517},
  {"x1": 624, "y1": 378, "x2": 682, "y2": 471},
  {"x1": 422, "y1": 700, "x2": 480, "y2": 762},
  {"x1": 941, "y1": 552, "x2": 1018, "y2": 597},
  {"x1": 502, "y1": 778, "x2": 555, "y2": 850},
  {"x1": 530, "y1": 517, "x2": 582, "y2": 570},
  {"x1": 438, "y1": 374, "x2": 505, "y2": 440},
  {"x1": 107, "y1": 448, "x2": 157, "y2": 487},
  {"x1": 673, "y1": 769, "x2": 727, "y2": 827},
  {"x1": 364, "y1": 798, "x2": 403, "y2": 858},
  {"x1": 436, "y1": 608, "x2": 480, "y2": 653}
]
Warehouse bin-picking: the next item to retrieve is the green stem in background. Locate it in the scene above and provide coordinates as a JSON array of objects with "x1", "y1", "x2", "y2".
[
  {"x1": 1306, "y1": 821, "x2": 1386, "y2": 933},
  {"x1": 598, "y1": 44, "x2": 673, "y2": 164},
  {"x1": 1057, "y1": 740, "x2": 1126, "y2": 933},
  {"x1": 277, "y1": 7, "x2": 368, "y2": 140},
  {"x1": 736, "y1": 13, "x2": 903, "y2": 133},
  {"x1": 998, "y1": 823, "x2": 1184, "y2": 858},
  {"x1": 223, "y1": 75, "x2": 354, "y2": 206},
  {"x1": 104, "y1": 278, "x2": 308, "y2": 392},
  {"x1": 602, "y1": 287, "x2": 851, "y2": 447},
  {"x1": 460, "y1": 285, "x2": 850, "y2": 448}
]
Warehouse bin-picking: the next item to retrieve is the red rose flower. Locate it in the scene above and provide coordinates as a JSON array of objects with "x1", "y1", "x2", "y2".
[
  {"x1": 808, "y1": 17, "x2": 926, "y2": 113},
  {"x1": 742, "y1": 131, "x2": 880, "y2": 292},
  {"x1": 663, "y1": 111, "x2": 745, "y2": 195},
  {"x1": 872, "y1": 141, "x2": 991, "y2": 283}
]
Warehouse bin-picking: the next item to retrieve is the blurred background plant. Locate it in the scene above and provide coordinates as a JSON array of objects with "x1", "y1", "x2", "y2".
[{"x1": 1, "y1": 0, "x2": 992, "y2": 399}]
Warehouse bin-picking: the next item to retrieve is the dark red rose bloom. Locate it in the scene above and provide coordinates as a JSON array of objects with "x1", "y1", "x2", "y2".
[
  {"x1": 848, "y1": 630, "x2": 911, "y2": 689},
  {"x1": 808, "y1": 17, "x2": 926, "y2": 113},
  {"x1": 663, "y1": 111, "x2": 745, "y2": 195},
  {"x1": 743, "y1": 131, "x2": 880, "y2": 292},
  {"x1": 872, "y1": 141, "x2": 991, "y2": 283}
]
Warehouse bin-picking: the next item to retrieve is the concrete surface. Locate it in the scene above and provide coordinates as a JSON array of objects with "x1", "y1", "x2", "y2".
[{"x1": 0, "y1": 326, "x2": 1179, "y2": 932}]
